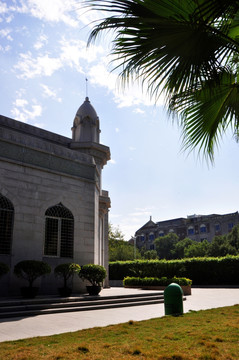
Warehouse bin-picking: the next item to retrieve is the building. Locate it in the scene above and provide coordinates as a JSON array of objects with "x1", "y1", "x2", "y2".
[
  {"x1": 0, "y1": 97, "x2": 110, "y2": 296},
  {"x1": 135, "y1": 212, "x2": 239, "y2": 250}
]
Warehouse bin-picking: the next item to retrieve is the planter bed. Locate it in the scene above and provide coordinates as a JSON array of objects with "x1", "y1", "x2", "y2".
[{"x1": 124, "y1": 285, "x2": 191, "y2": 295}]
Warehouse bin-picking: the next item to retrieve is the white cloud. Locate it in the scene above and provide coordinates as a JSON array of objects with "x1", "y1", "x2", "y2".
[
  {"x1": 5, "y1": 14, "x2": 14, "y2": 23},
  {"x1": 129, "y1": 146, "x2": 136, "y2": 151},
  {"x1": 0, "y1": 28, "x2": 13, "y2": 41},
  {"x1": 88, "y1": 60, "x2": 165, "y2": 108},
  {"x1": 19, "y1": 0, "x2": 78, "y2": 27},
  {"x1": 0, "y1": 2, "x2": 8, "y2": 14},
  {"x1": 115, "y1": 128, "x2": 120, "y2": 133},
  {"x1": 14, "y1": 52, "x2": 62, "y2": 79},
  {"x1": 134, "y1": 108, "x2": 145, "y2": 114},
  {"x1": 34, "y1": 34, "x2": 48, "y2": 50},
  {"x1": 109, "y1": 159, "x2": 116, "y2": 165},
  {"x1": 40, "y1": 84, "x2": 62, "y2": 102},
  {"x1": 14, "y1": 39, "x2": 105, "y2": 79},
  {"x1": 0, "y1": 44, "x2": 11, "y2": 52},
  {"x1": 88, "y1": 63, "x2": 116, "y2": 91},
  {"x1": 11, "y1": 92, "x2": 42, "y2": 123},
  {"x1": 15, "y1": 98, "x2": 28, "y2": 107}
]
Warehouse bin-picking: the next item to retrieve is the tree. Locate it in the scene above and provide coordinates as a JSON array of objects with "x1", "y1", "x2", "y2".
[
  {"x1": 207, "y1": 225, "x2": 239, "y2": 257},
  {"x1": 184, "y1": 240, "x2": 209, "y2": 258},
  {"x1": 171, "y1": 238, "x2": 194, "y2": 259},
  {"x1": 87, "y1": 0, "x2": 239, "y2": 161},
  {"x1": 227, "y1": 224, "x2": 239, "y2": 251},
  {"x1": 108, "y1": 223, "x2": 141, "y2": 260},
  {"x1": 142, "y1": 249, "x2": 158, "y2": 260},
  {"x1": 154, "y1": 233, "x2": 179, "y2": 259}
]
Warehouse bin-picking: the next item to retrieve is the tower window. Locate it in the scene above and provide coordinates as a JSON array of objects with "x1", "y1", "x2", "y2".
[
  {"x1": 44, "y1": 203, "x2": 74, "y2": 258},
  {"x1": 0, "y1": 194, "x2": 14, "y2": 255}
]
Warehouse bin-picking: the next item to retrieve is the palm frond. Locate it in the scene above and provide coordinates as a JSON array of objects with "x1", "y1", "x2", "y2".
[
  {"x1": 85, "y1": 0, "x2": 239, "y2": 160},
  {"x1": 171, "y1": 70, "x2": 239, "y2": 161}
]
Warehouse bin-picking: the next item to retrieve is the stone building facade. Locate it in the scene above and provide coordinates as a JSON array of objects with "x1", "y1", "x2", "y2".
[
  {"x1": 135, "y1": 212, "x2": 239, "y2": 250},
  {"x1": 0, "y1": 97, "x2": 110, "y2": 296}
]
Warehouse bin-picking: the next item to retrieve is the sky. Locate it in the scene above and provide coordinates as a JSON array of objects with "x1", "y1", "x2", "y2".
[{"x1": 1, "y1": 0, "x2": 239, "y2": 241}]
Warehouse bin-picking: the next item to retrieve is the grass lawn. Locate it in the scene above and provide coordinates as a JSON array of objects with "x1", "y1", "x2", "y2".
[{"x1": 0, "y1": 305, "x2": 238, "y2": 359}]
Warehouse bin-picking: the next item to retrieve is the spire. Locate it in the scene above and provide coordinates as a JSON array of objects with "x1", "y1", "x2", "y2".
[{"x1": 85, "y1": 77, "x2": 88, "y2": 98}]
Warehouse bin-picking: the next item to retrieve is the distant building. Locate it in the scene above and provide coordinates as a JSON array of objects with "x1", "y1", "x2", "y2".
[{"x1": 134, "y1": 212, "x2": 239, "y2": 250}]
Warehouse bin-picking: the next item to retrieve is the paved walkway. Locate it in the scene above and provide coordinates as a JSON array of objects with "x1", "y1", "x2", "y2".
[{"x1": 0, "y1": 287, "x2": 238, "y2": 342}]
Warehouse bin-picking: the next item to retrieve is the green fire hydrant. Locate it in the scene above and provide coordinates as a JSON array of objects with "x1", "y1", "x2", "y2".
[{"x1": 164, "y1": 283, "x2": 183, "y2": 316}]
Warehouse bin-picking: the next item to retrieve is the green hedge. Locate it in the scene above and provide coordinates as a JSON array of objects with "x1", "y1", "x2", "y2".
[
  {"x1": 109, "y1": 256, "x2": 239, "y2": 285},
  {"x1": 123, "y1": 276, "x2": 192, "y2": 287}
]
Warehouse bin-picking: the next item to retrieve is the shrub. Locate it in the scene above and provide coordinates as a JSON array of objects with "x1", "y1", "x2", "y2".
[
  {"x1": 109, "y1": 260, "x2": 185, "y2": 280},
  {"x1": 0, "y1": 263, "x2": 9, "y2": 278},
  {"x1": 79, "y1": 264, "x2": 107, "y2": 286},
  {"x1": 123, "y1": 276, "x2": 192, "y2": 287},
  {"x1": 54, "y1": 263, "x2": 81, "y2": 288},
  {"x1": 14, "y1": 260, "x2": 51, "y2": 288},
  {"x1": 110, "y1": 256, "x2": 239, "y2": 285}
]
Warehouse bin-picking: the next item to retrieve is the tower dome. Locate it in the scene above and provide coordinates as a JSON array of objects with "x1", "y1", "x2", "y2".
[
  {"x1": 72, "y1": 97, "x2": 100, "y2": 143},
  {"x1": 75, "y1": 97, "x2": 98, "y2": 122}
]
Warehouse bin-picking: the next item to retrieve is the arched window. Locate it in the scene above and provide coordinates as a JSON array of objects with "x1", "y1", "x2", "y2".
[
  {"x1": 215, "y1": 223, "x2": 221, "y2": 232},
  {"x1": 149, "y1": 233, "x2": 155, "y2": 241},
  {"x1": 0, "y1": 194, "x2": 14, "y2": 255},
  {"x1": 140, "y1": 234, "x2": 145, "y2": 241},
  {"x1": 44, "y1": 203, "x2": 74, "y2": 258},
  {"x1": 200, "y1": 224, "x2": 207, "y2": 233},
  {"x1": 188, "y1": 226, "x2": 194, "y2": 236},
  {"x1": 159, "y1": 231, "x2": 164, "y2": 237}
]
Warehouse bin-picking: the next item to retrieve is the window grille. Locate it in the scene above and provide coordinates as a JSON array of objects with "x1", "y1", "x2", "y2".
[
  {"x1": 44, "y1": 203, "x2": 74, "y2": 258},
  {"x1": 0, "y1": 194, "x2": 14, "y2": 255}
]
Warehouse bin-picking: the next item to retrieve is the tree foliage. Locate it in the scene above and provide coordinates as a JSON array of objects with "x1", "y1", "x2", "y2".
[
  {"x1": 87, "y1": 0, "x2": 239, "y2": 160},
  {"x1": 154, "y1": 224, "x2": 239, "y2": 259},
  {"x1": 154, "y1": 233, "x2": 179, "y2": 259},
  {"x1": 14, "y1": 260, "x2": 51, "y2": 288},
  {"x1": 109, "y1": 223, "x2": 141, "y2": 261}
]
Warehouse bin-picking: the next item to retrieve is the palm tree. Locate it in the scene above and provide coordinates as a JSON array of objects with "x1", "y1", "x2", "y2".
[{"x1": 86, "y1": 0, "x2": 239, "y2": 161}]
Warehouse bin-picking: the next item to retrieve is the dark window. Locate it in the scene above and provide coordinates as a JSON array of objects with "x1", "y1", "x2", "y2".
[
  {"x1": 215, "y1": 223, "x2": 220, "y2": 232},
  {"x1": 228, "y1": 223, "x2": 234, "y2": 231},
  {"x1": 44, "y1": 203, "x2": 74, "y2": 258},
  {"x1": 188, "y1": 227, "x2": 194, "y2": 235},
  {"x1": 0, "y1": 194, "x2": 14, "y2": 255},
  {"x1": 149, "y1": 233, "x2": 154, "y2": 241},
  {"x1": 200, "y1": 224, "x2": 206, "y2": 233}
]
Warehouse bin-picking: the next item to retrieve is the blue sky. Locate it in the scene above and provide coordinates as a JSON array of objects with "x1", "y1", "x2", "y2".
[{"x1": 1, "y1": 0, "x2": 239, "y2": 240}]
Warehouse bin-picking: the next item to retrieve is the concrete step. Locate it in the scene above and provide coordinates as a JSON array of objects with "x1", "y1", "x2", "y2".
[{"x1": 0, "y1": 292, "x2": 165, "y2": 319}]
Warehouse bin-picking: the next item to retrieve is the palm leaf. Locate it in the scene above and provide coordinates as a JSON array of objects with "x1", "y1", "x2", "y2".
[
  {"x1": 85, "y1": 0, "x2": 239, "y2": 159},
  {"x1": 171, "y1": 70, "x2": 239, "y2": 161}
]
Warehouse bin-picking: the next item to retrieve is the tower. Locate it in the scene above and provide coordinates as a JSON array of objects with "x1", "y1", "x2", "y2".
[{"x1": 70, "y1": 97, "x2": 111, "y2": 273}]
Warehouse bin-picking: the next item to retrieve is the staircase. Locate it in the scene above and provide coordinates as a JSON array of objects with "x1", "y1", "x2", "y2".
[{"x1": 0, "y1": 291, "x2": 165, "y2": 319}]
